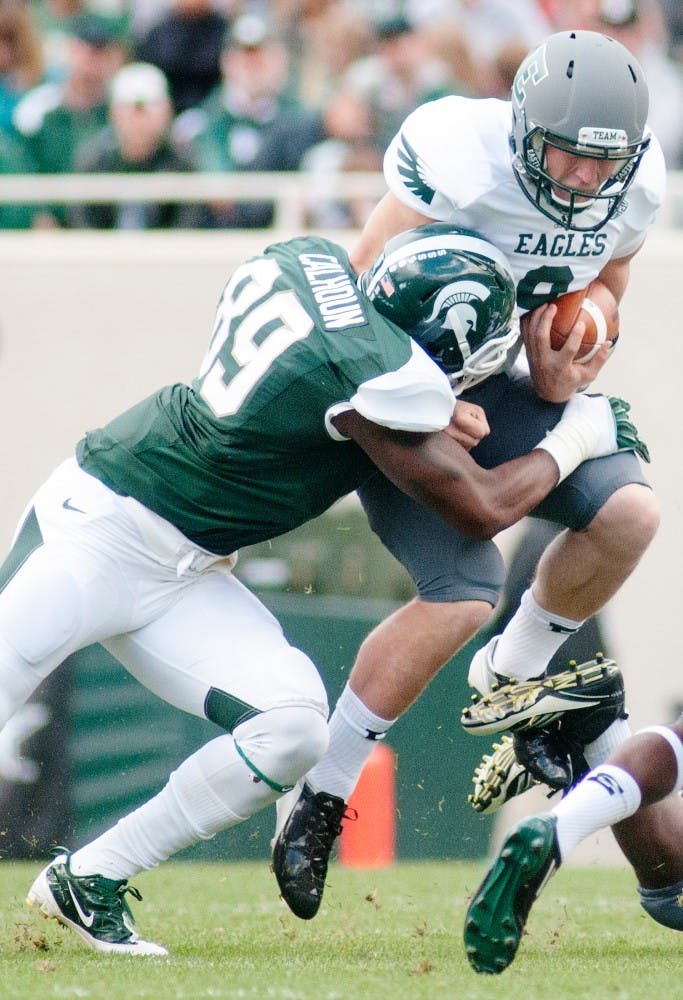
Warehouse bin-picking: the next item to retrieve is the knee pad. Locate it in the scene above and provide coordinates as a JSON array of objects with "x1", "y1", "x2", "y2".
[
  {"x1": 0, "y1": 635, "x2": 48, "y2": 727},
  {"x1": 233, "y1": 704, "x2": 329, "y2": 792},
  {"x1": 638, "y1": 879, "x2": 683, "y2": 931}
]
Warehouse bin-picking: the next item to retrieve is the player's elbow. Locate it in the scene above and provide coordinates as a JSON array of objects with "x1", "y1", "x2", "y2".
[
  {"x1": 415, "y1": 476, "x2": 511, "y2": 540},
  {"x1": 458, "y1": 514, "x2": 503, "y2": 541},
  {"x1": 443, "y1": 497, "x2": 504, "y2": 540},
  {"x1": 460, "y1": 482, "x2": 533, "y2": 538}
]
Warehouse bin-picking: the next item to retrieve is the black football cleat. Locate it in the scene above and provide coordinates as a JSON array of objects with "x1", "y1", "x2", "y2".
[
  {"x1": 468, "y1": 662, "x2": 627, "y2": 808},
  {"x1": 272, "y1": 783, "x2": 351, "y2": 919}
]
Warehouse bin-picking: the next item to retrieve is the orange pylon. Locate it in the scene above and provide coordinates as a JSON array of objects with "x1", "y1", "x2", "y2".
[{"x1": 339, "y1": 742, "x2": 396, "y2": 868}]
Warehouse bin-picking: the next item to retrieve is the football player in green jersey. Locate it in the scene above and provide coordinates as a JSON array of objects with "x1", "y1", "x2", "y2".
[{"x1": 2, "y1": 224, "x2": 640, "y2": 955}]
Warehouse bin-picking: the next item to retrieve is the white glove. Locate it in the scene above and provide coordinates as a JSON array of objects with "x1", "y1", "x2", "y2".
[{"x1": 535, "y1": 393, "x2": 616, "y2": 483}]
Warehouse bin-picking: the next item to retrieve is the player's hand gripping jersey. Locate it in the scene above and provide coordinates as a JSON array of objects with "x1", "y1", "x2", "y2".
[
  {"x1": 77, "y1": 236, "x2": 454, "y2": 555},
  {"x1": 385, "y1": 95, "x2": 666, "y2": 312}
]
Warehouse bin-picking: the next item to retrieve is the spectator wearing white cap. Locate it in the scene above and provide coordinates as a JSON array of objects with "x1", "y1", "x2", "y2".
[{"x1": 69, "y1": 62, "x2": 203, "y2": 229}]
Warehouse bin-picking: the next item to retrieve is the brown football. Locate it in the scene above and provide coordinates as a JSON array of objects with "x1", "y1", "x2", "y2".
[{"x1": 549, "y1": 280, "x2": 619, "y2": 362}]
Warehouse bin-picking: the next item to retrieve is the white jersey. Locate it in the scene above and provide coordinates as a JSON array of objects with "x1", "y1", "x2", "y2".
[{"x1": 384, "y1": 96, "x2": 666, "y2": 314}]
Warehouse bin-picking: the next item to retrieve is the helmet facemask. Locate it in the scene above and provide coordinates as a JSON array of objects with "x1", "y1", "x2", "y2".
[{"x1": 514, "y1": 113, "x2": 649, "y2": 231}]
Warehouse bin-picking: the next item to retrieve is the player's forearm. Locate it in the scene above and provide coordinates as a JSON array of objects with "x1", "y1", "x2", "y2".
[
  {"x1": 353, "y1": 423, "x2": 562, "y2": 540},
  {"x1": 403, "y1": 450, "x2": 560, "y2": 540},
  {"x1": 335, "y1": 396, "x2": 633, "y2": 540}
]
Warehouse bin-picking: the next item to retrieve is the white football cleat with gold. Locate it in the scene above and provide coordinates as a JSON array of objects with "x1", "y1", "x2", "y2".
[
  {"x1": 468, "y1": 735, "x2": 538, "y2": 814},
  {"x1": 461, "y1": 654, "x2": 621, "y2": 736}
]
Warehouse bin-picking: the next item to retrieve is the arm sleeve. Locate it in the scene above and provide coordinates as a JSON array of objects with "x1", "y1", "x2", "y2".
[{"x1": 325, "y1": 341, "x2": 455, "y2": 440}]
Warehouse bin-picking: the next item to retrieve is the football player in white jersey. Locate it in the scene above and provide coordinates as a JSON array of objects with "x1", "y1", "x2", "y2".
[{"x1": 273, "y1": 29, "x2": 683, "y2": 934}]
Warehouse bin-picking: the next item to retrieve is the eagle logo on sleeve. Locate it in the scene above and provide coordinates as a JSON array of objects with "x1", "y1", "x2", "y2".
[{"x1": 397, "y1": 133, "x2": 436, "y2": 206}]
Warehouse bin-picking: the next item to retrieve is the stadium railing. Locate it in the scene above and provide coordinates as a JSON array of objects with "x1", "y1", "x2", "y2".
[
  {"x1": 0, "y1": 171, "x2": 387, "y2": 230},
  {"x1": 0, "y1": 169, "x2": 681, "y2": 228}
]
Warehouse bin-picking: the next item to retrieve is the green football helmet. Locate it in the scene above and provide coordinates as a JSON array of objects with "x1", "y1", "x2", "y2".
[
  {"x1": 360, "y1": 223, "x2": 518, "y2": 393},
  {"x1": 510, "y1": 30, "x2": 650, "y2": 231}
]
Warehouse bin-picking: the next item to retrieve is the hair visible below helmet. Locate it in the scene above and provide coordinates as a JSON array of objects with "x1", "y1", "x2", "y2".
[
  {"x1": 510, "y1": 30, "x2": 650, "y2": 231},
  {"x1": 360, "y1": 224, "x2": 518, "y2": 393}
]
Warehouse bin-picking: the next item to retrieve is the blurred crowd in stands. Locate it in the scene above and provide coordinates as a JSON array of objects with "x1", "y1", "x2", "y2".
[{"x1": 0, "y1": 0, "x2": 680, "y2": 229}]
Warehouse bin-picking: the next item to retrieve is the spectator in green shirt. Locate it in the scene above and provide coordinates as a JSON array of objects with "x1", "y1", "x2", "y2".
[
  {"x1": 176, "y1": 13, "x2": 322, "y2": 228},
  {"x1": 12, "y1": 13, "x2": 126, "y2": 226},
  {"x1": 0, "y1": 128, "x2": 37, "y2": 227}
]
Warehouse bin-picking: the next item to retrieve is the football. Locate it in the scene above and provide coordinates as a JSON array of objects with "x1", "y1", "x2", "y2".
[{"x1": 549, "y1": 280, "x2": 619, "y2": 363}]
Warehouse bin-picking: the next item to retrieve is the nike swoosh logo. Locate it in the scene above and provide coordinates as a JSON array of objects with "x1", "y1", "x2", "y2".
[
  {"x1": 62, "y1": 498, "x2": 86, "y2": 514},
  {"x1": 67, "y1": 883, "x2": 95, "y2": 927}
]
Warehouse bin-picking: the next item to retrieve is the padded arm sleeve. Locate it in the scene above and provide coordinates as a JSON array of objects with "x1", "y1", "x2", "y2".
[{"x1": 325, "y1": 342, "x2": 455, "y2": 440}]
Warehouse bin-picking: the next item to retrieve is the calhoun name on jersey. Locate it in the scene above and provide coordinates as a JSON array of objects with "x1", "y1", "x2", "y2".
[{"x1": 77, "y1": 235, "x2": 455, "y2": 555}]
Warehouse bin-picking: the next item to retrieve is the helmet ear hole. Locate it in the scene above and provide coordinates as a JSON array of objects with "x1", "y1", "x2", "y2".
[{"x1": 362, "y1": 223, "x2": 519, "y2": 392}]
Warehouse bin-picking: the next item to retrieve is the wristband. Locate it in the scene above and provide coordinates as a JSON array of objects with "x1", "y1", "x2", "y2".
[{"x1": 535, "y1": 420, "x2": 595, "y2": 483}]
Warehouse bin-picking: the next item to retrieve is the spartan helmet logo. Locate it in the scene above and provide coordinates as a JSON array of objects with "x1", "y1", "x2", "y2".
[{"x1": 428, "y1": 279, "x2": 492, "y2": 362}]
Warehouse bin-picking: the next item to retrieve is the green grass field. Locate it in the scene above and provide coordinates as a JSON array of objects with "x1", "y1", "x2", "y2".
[{"x1": 1, "y1": 859, "x2": 680, "y2": 999}]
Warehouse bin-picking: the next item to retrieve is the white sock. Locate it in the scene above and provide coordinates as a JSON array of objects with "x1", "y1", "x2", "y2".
[
  {"x1": 551, "y1": 763, "x2": 642, "y2": 860},
  {"x1": 493, "y1": 588, "x2": 584, "y2": 680},
  {"x1": 70, "y1": 734, "x2": 278, "y2": 879},
  {"x1": 584, "y1": 717, "x2": 633, "y2": 767},
  {"x1": 306, "y1": 684, "x2": 394, "y2": 801}
]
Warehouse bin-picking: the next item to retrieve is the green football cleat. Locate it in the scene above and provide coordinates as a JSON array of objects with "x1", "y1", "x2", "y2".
[
  {"x1": 27, "y1": 850, "x2": 168, "y2": 956},
  {"x1": 461, "y1": 655, "x2": 622, "y2": 736},
  {"x1": 464, "y1": 814, "x2": 560, "y2": 974}
]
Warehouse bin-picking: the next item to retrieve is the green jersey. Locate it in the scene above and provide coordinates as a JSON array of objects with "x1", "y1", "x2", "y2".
[{"x1": 77, "y1": 236, "x2": 454, "y2": 554}]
